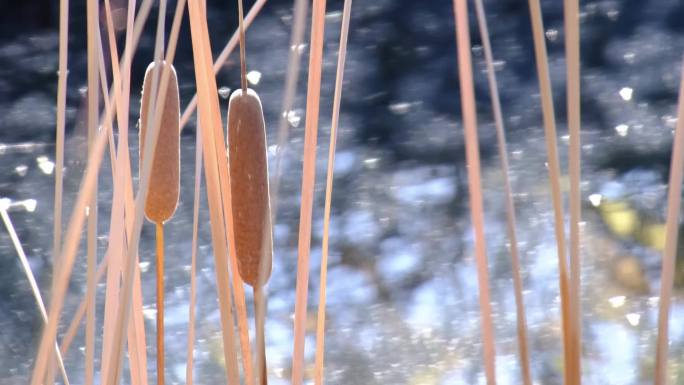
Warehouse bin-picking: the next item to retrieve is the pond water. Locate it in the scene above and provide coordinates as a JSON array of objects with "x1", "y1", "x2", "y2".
[{"x1": 1, "y1": 0, "x2": 684, "y2": 384}]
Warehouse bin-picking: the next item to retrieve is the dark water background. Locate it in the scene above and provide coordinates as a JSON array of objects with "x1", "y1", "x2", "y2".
[{"x1": 2, "y1": 0, "x2": 684, "y2": 384}]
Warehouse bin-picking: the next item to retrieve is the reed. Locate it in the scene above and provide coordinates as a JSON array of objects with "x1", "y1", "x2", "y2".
[
  {"x1": 472, "y1": 0, "x2": 531, "y2": 383},
  {"x1": 526, "y1": 0, "x2": 577, "y2": 383},
  {"x1": 185, "y1": 117, "x2": 202, "y2": 385},
  {"x1": 452, "y1": 0, "x2": 496, "y2": 383},
  {"x1": 654, "y1": 59, "x2": 684, "y2": 385},
  {"x1": 313, "y1": 1, "x2": 352, "y2": 384},
  {"x1": 139, "y1": 59, "x2": 181, "y2": 385},
  {"x1": 291, "y1": 0, "x2": 327, "y2": 382},
  {"x1": 10, "y1": 1, "x2": 684, "y2": 385}
]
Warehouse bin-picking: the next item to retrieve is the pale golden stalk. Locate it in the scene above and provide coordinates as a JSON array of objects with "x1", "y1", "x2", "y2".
[
  {"x1": 48, "y1": 0, "x2": 69, "y2": 380},
  {"x1": 84, "y1": 1, "x2": 99, "y2": 384},
  {"x1": 564, "y1": 0, "x2": 582, "y2": 382},
  {"x1": 186, "y1": 0, "x2": 242, "y2": 382},
  {"x1": 314, "y1": 0, "x2": 352, "y2": 384},
  {"x1": 99, "y1": 0, "x2": 184, "y2": 383},
  {"x1": 472, "y1": 0, "x2": 532, "y2": 383},
  {"x1": 292, "y1": 0, "x2": 328, "y2": 383},
  {"x1": 186, "y1": 118, "x2": 203, "y2": 385},
  {"x1": 526, "y1": 0, "x2": 573, "y2": 382},
  {"x1": 654, "y1": 58, "x2": 684, "y2": 385},
  {"x1": 452, "y1": 0, "x2": 496, "y2": 383}
]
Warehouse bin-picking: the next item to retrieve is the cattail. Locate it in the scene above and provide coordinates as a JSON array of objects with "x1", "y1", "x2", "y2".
[
  {"x1": 139, "y1": 60, "x2": 180, "y2": 385},
  {"x1": 139, "y1": 61, "x2": 181, "y2": 224},
  {"x1": 227, "y1": 88, "x2": 273, "y2": 288}
]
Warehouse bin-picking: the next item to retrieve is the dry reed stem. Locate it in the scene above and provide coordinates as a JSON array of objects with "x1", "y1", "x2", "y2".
[
  {"x1": 237, "y1": 0, "x2": 248, "y2": 92},
  {"x1": 48, "y1": 0, "x2": 69, "y2": 379},
  {"x1": 156, "y1": 223, "x2": 166, "y2": 385},
  {"x1": 99, "y1": 3, "x2": 126, "y2": 380},
  {"x1": 254, "y1": 287, "x2": 267, "y2": 385},
  {"x1": 252, "y1": 4, "x2": 313, "y2": 365},
  {"x1": 270, "y1": 0, "x2": 309, "y2": 219},
  {"x1": 186, "y1": 119, "x2": 203, "y2": 385},
  {"x1": 99, "y1": 1, "x2": 151, "y2": 383},
  {"x1": 654, "y1": 58, "x2": 684, "y2": 385},
  {"x1": 91, "y1": 1, "x2": 165, "y2": 382},
  {"x1": 226, "y1": 211, "x2": 256, "y2": 384},
  {"x1": 104, "y1": 0, "x2": 188, "y2": 381},
  {"x1": 85, "y1": 1, "x2": 100, "y2": 383},
  {"x1": 32, "y1": 64, "x2": 114, "y2": 385},
  {"x1": 82, "y1": 0, "x2": 100, "y2": 385},
  {"x1": 186, "y1": 0, "x2": 242, "y2": 382},
  {"x1": 124, "y1": 1, "x2": 151, "y2": 380},
  {"x1": 313, "y1": 0, "x2": 352, "y2": 384},
  {"x1": 51, "y1": 0, "x2": 68, "y2": 323},
  {"x1": 564, "y1": 0, "x2": 582, "y2": 382},
  {"x1": 292, "y1": 0, "x2": 327, "y2": 383},
  {"x1": 179, "y1": 0, "x2": 268, "y2": 131},
  {"x1": 472, "y1": 0, "x2": 532, "y2": 383},
  {"x1": 452, "y1": 0, "x2": 496, "y2": 383},
  {"x1": 96, "y1": 32, "x2": 121, "y2": 176},
  {"x1": 0, "y1": 207, "x2": 70, "y2": 385},
  {"x1": 98, "y1": 7, "x2": 128, "y2": 385},
  {"x1": 32, "y1": 1, "x2": 154, "y2": 382},
  {"x1": 526, "y1": 0, "x2": 574, "y2": 382}
]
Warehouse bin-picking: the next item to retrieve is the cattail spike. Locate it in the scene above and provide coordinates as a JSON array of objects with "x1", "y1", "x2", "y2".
[
  {"x1": 227, "y1": 88, "x2": 273, "y2": 288},
  {"x1": 139, "y1": 61, "x2": 181, "y2": 224}
]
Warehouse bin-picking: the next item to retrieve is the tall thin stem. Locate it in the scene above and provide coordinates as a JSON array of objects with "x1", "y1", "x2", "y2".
[
  {"x1": 564, "y1": 0, "x2": 582, "y2": 382},
  {"x1": 314, "y1": 0, "x2": 352, "y2": 384},
  {"x1": 453, "y1": 0, "x2": 496, "y2": 383},
  {"x1": 85, "y1": 0, "x2": 100, "y2": 383},
  {"x1": 186, "y1": 119, "x2": 203, "y2": 385},
  {"x1": 237, "y1": 0, "x2": 248, "y2": 92},
  {"x1": 472, "y1": 0, "x2": 532, "y2": 383},
  {"x1": 654, "y1": 58, "x2": 684, "y2": 385},
  {"x1": 526, "y1": 0, "x2": 573, "y2": 382},
  {"x1": 292, "y1": 0, "x2": 327, "y2": 383}
]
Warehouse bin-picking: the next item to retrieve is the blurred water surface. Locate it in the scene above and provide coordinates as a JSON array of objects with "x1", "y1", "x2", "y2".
[{"x1": 2, "y1": 0, "x2": 684, "y2": 384}]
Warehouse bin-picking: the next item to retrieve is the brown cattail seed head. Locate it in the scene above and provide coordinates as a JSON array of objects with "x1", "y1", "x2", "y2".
[
  {"x1": 139, "y1": 61, "x2": 180, "y2": 224},
  {"x1": 227, "y1": 88, "x2": 273, "y2": 287}
]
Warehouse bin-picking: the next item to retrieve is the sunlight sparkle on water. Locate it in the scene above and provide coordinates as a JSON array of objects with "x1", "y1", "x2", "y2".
[
  {"x1": 619, "y1": 87, "x2": 633, "y2": 101},
  {"x1": 14, "y1": 165, "x2": 27, "y2": 176},
  {"x1": 615, "y1": 124, "x2": 629, "y2": 136},
  {"x1": 286, "y1": 110, "x2": 301, "y2": 127},
  {"x1": 247, "y1": 70, "x2": 261, "y2": 85},
  {"x1": 626, "y1": 313, "x2": 640, "y2": 326},
  {"x1": 609, "y1": 295, "x2": 626, "y2": 308},
  {"x1": 218, "y1": 86, "x2": 231, "y2": 99},
  {"x1": 588, "y1": 193, "x2": 602, "y2": 207},
  {"x1": 36, "y1": 156, "x2": 54, "y2": 174},
  {"x1": 21, "y1": 199, "x2": 36, "y2": 212}
]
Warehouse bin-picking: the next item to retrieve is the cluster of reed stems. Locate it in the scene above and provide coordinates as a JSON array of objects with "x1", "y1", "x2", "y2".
[{"x1": 5, "y1": 0, "x2": 683, "y2": 384}]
